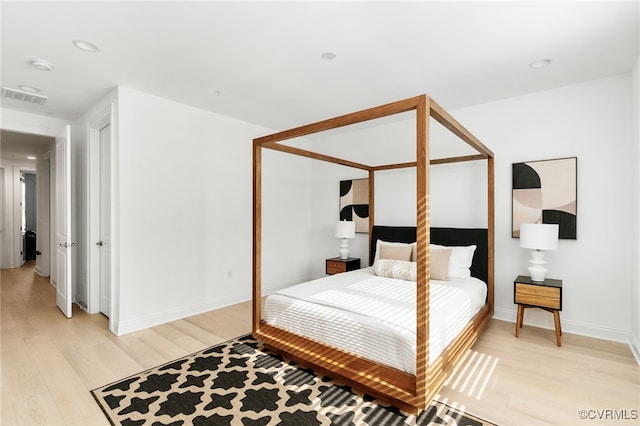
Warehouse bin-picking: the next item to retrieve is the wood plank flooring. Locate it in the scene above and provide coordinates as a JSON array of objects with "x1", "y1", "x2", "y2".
[{"x1": 2, "y1": 263, "x2": 638, "y2": 425}]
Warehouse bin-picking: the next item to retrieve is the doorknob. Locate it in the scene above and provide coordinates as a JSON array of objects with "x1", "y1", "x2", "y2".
[{"x1": 96, "y1": 241, "x2": 103, "y2": 246}]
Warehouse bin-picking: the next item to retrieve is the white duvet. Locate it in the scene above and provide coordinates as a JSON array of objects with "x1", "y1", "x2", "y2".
[{"x1": 263, "y1": 267, "x2": 486, "y2": 374}]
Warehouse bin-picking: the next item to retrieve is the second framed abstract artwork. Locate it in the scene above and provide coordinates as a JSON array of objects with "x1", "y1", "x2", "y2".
[
  {"x1": 512, "y1": 157, "x2": 577, "y2": 239},
  {"x1": 340, "y1": 178, "x2": 369, "y2": 233}
]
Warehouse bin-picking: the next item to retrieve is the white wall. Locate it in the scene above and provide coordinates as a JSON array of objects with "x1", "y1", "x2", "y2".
[
  {"x1": 631, "y1": 56, "x2": 639, "y2": 362},
  {"x1": 113, "y1": 86, "x2": 310, "y2": 334},
  {"x1": 308, "y1": 74, "x2": 635, "y2": 345},
  {"x1": 453, "y1": 74, "x2": 634, "y2": 343},
  {"x1": 261, "y1": 148, "x2": 314, "y2": 290},
  {"x1": 0, "y1": 109, "x2": 69, "y2": 138}
]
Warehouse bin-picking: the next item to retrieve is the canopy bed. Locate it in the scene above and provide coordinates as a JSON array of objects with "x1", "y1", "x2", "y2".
[{"x1": 252, "y1": 94, "x2": 494, "y2": 412}]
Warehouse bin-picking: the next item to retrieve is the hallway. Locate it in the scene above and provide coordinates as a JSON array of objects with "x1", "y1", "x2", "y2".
[{"x1": 0, "y1": 263, "x2": 252, "y2": 425}]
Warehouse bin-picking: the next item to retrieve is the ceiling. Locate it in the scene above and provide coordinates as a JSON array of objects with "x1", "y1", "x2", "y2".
[
  {"x1": 1, "y1": 1, "x2": 638, "y2": 138},
  {"x1": 0, "y1": 130, "x2": 53, "y2": 160}
]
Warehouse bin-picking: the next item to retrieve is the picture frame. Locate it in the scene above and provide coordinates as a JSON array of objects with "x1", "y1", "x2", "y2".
[
  {"x1": 512, "y1": 157, "x2": 577, "y2": 239},
  {"x1": 339, "y1": 178, "x2": 369, "y2": 233}
]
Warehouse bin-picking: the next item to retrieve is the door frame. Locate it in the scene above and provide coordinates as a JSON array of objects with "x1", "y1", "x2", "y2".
[
  {"x1": 14, "y1": 165, "x2": 36, "y2": 267},
  {"x1": 87, "y1": 104, "x2": 116, "y2": 331},
  {"x1": 1, "y1": 113, "x2": 67, "y2": 280},
  {"x1": 35, "y1": 150, "x2": 51, "y2": 278}
]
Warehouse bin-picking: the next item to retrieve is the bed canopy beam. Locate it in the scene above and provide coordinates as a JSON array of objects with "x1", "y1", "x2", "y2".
[
  {"x1": 257, "y1": 96, "x2": 422, "y2": 147},
  {"x1": 262, "y1": 142, "x2": 372, "y2": 171},
  {"x1": 430, "y1": 153, "x2": 487, "y2": 165},
  {"x1": 371, "y1": 154, "x2": 487, "y2": 172},
  {"x1": 253, "y1": 93, "x2": 494, "y2": 413}
]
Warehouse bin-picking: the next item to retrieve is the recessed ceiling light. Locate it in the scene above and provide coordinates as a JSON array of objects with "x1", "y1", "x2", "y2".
[
  {"x1": 18, "y1": 85, "x2": 41, "y2": 93},
  {"x1": 27, "y1": 156, "x2": 36, "y2": 160},
  {"x1": 529, "y1": 58, "x2": 551, "y2": 69},
  {"x1": 321, "y1": 51, "x2": 337, "y2": 60},
  {"x1": 30, "y1": 60, "x2": 53, "y2": 71},
  {"x1": 73, "y1": 39, "x2": 100, "y2": 52}
]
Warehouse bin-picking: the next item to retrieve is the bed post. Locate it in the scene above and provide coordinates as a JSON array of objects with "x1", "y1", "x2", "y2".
[
  {"x1": 487, "y1": 155, "x2": 495, "y2": 314},
  {"x1": 368, "y1": 170, "x2": 375, "y2": 259},
  {"x1": 415, "y1": 94, "x2": 430, "y2": 407},
  {"x1": 252, "y1": 139, "x2": 262, "y2": 334}
]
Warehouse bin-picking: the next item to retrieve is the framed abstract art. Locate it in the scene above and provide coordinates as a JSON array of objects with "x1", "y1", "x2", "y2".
[
  {"x1": 512, "y1": 157, "x2": 577, "y2": 239},
  {"x1": 339, "y1": 178, "x2": 369, "y2": 233}
]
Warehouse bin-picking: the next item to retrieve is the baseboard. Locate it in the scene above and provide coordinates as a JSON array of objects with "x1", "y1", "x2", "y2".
[
  {"x1": 493, "y1": 307, "x2": 630, "y2": 343},
  {"x1": 34, "y1": 266, "x2": 49, "y2": 278},
  {"x1": 113, "y1": 293, "x2": 250, "y2": 336},
  {"x1": 75, "y1": 295, "x2": 88, "y2": 311},
  {"x1": 630, "y1": 333, "x2": 640, "y2": 366}
]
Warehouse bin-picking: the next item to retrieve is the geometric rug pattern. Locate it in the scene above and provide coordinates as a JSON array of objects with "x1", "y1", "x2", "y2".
[{"x1": 91, "y1": 334, "x2": 496, "y2": 425}]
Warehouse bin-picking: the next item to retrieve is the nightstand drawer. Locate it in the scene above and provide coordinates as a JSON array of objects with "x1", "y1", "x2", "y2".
[
  {"x1": 326, "y1": 257, "x2": 360, "y2": 275},
  {"x1": 326, "y1": 260, "x2": 347, "y2": 274},
  {"x1": 515, "y1": 283, "x2": 560, "y2": 309},
  {"x1": 515, "y1": 283, "x2": 560, "y2": 299},
  {"x1": 515, "y1": 292, "x2": 561, "y2": 309}
]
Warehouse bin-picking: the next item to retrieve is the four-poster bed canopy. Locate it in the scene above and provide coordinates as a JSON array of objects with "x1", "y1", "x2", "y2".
[{"x1": 252, "y1": 94, "x2": 494, "y2": 412}]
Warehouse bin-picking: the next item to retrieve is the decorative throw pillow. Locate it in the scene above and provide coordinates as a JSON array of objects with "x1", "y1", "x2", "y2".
[
  {"x1": 374, "y1": 259, "x2": 417, "y2": 281},
  {"x1": 373, "y1": 240, "x2": 414, "y2": 267},
  {"x1": 430, "y1": 248, "x2": 452, "y2": 280},
  {"x1": 431, "y1": 244, "x2": 476, "y2": 279},
  {"x1": 379, "y1": 244, "x2": 413, "y2": 262}
]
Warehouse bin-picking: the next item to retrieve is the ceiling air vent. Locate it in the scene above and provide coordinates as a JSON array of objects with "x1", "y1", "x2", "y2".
[{"x1": 1, "y1": 86, "x2": 48, "y2": 105}]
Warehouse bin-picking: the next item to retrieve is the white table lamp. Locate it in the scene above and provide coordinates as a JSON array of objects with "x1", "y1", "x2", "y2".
[
  {"x1": 520, "y1": 223, "x2": 559, "y2": 282},
  {"x1": 334, "y1": 220, "x2": 356, "y2": 259}
]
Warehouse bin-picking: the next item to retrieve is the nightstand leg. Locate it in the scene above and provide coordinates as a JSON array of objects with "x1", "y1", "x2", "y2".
[
  {"x1": 553, "y1": 310, "x2": 562, "y2": 347},
  {"x1": 515, "y1": 304, "x2": 524, "y2": 337}
]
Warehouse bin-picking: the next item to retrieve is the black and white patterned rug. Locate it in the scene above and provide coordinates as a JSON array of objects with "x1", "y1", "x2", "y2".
[{"x1": 91, "y1": 335, "x2": 496, "y2": 425}]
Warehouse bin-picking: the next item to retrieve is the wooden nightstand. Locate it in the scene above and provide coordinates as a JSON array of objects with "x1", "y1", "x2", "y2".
[
  {"x1": 514, "y1": 275, "x2": 563, "y2": 346},
  {"x1": 326, "y1": 257, "x2": 360, "y2": 275}
]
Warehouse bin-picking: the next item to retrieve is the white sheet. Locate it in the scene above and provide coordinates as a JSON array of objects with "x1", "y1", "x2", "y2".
[{"x1": 263, "y1": 267, "x2": 486, "y2": 374}]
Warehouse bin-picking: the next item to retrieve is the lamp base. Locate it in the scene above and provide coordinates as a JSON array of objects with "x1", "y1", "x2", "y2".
[
  {"x1": 338, "y1": 238, "x2": 350, "y2": 260},
  {"x1": 528, "y1": 250, "x2": 548, "y2": 282}
]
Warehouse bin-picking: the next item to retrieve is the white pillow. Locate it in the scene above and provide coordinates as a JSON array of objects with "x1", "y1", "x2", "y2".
[
  {"x1": 431, "y1": 244, "x2": 476, "y2": 279},
  {"x1": 374, "y1": 259, "x2": 417, "y2": 281},
  {"x1": 373, "y1": 240, "x2": 414, "y2": 268}
]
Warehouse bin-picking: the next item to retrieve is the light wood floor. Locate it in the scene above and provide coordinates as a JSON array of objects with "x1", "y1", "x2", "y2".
[{"x1": 2, "y1": 263, "x2": 638, "y2": 425}]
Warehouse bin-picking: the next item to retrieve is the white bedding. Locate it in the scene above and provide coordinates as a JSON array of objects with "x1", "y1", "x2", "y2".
[{"x1": 263, "y1": 267, "x2": 486, "y2": 374}]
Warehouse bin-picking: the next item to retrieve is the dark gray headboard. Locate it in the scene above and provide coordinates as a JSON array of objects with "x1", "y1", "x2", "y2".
[{"x1": 369, "y1": 225, "x2": 489, "y2": 284}]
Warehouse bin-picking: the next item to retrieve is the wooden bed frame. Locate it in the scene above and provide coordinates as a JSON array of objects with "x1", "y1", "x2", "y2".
[{"x1": 252, "y1": 94, "x2": 494, "y2": 412}]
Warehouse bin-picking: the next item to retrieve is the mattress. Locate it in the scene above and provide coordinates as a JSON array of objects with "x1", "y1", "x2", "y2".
[{"x1": 263, "y1": 267, "x2": 486, "y2": 374}]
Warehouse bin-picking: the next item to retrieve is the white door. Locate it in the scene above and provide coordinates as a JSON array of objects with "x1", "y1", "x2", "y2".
[
  {"x1": 99, "y1": 124, "x2": 111, "y2": 317},
  {"x1": 19, "y1": 172, "x2": 25, "y2": 266},
  {"x1": 55, "y1": 125, "x2": 73, "y2": 318}
]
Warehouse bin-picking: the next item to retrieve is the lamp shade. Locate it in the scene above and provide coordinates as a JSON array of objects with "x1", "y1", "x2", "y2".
[
  {"x1": 520, "y1": 223, "x2": 559, "y2": 251},
  {"x1": 334, "y1": 221, "x2": 355, "y2": 239}
]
